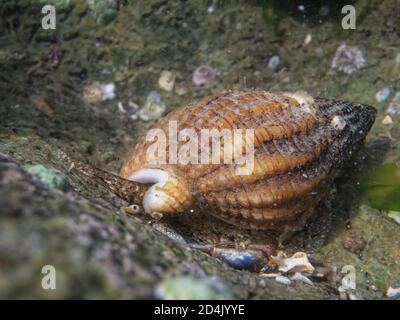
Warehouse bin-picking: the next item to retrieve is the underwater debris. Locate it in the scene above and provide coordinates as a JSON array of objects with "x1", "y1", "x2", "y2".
[
  {"x1": 155, "y1": 275, "x2": 234, "y2": 300},
  {"x1": 212, "y1": 248, "x2": 265, "y2": 271},
  {"x1": 189, "y1": 243, "x2": 269, "y2": 272},
  {"x1": 101, "y1": 83, "x2": 116, "y2": 101},
  {"x1": 138, "y1": 91, "x2": 166, "y2": 121},
  {"x1": 338, "y1": 265, "x2": 358, "y2": 300},
  {"x1": 387, "y1": 211, "x2": 400, "y2": 225},
  {"x1": 387, "y1": 92, "x2": 400, "y2": 114},
  {"x1": 29, "y1": 95, "x2": 55, "y2": 117},
  {"x1": 290, "y1": 272, "x2": 314, "y2": 286},
  {"x1": 261, "y1": 271, "x2": 314, "y2": 286},
  {"x1": 375, "y1": 87, "x2": 391, "y2": 103},
  {"x1": 386, "y1": 287, "x2": 400, "y2": 298},
  {"x1": 158, "y1": 70, "x2": 176, "y2": 92},
  {"x1": 269, "y1": 251, "x2": 314, "y2": 274},
  {"x1": 311, "y1": 266, "x2": 336, "y2": 282},
  {"x1": 192, "y1": 65, "x2": 216, "y2": 86},
  {"x1": 82, "y1": 81, "x2": 103, "y2": 105},
  {"x1": 396, "y1": 53, "x2": 400, "y2": 67},
  {"x1": 260, "y1": 273, "x2": 291, "y2": 285},
  {"x1": 82, "y1": 81, "x2": 116, "y2": 104},
  {"x1": 331, "y1": 44, "x2": 366, "y2": 74},
  {"x1": 382, "y1": 115, "x2": 393, "y2": 125},
  {"x1": 267, "y1": 55, "x2": 280, "y2": 71},
  {"x1": 117, "y1": 101, "x2": 140, "y2": 121},
  {"x1": 304, "y1": 33, "x2": 312, "y2": 46}
]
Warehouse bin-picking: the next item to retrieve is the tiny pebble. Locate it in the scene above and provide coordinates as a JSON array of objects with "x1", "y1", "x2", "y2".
[
  {"x1": 101, "y1": 83, "x2": 116, "y2": 101},
  {"x1": 375, "y1": 87, "x2": 391, "y2": 103},
  {"x1": 158, "y1": 70, "x2": 176, "y2": 92},
  {"x1": 387, "y1": 287, "x2": 400, "y2": 298},
  {"x1": 387, "y1": 92, "x2": 400, "y2": 114},
  {"x1": 396, "y1": 53, "x2": 400, "y2": 66},
  {"x1": 268, "y1": 55, "x2": 280, "y2": 71},
  {"x1": 382, "y1": 115, "x2": 393, "y2": 125},
  {"x1": 304, "y1": 33, "x2": 312, "y2": 45}
]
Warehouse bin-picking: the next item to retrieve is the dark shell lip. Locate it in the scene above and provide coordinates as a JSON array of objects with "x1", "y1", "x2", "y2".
[{"x1": 315, "y1": 97, "x2": 376, "y2": 136}]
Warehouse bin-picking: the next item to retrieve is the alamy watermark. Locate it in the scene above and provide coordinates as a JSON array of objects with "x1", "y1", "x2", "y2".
[
  {"x1": 341, "y1": 5, "x2": 356, "y2": 30},
  {"x1": 41, "y1": 265, "x2": 56, "y2": 290},
  {"x1": 41, "y1": 5, "x2": 56, "y2": 30},
  {"x1": 40, "y1": 4, "x2": 358, "y2": 31},
  {"x1": 145, "y1": 121, "x2": 255, "y2": 176}
]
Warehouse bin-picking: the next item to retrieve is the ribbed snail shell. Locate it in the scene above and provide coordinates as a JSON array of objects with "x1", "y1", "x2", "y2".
[{"x1": 120, "y1": 90, "x2": 376, "y2": 230}]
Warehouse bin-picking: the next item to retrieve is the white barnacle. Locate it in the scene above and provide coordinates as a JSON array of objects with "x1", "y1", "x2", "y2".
[
  {"x1": 331, "y1": 115, "x2": 346, "y2": 130},
  {"x1": 284, "y1": 91, "x2": 316, "y2": 116},
  {"x1": 331, "y1": 44, "x2": 366, "y2": 75}
]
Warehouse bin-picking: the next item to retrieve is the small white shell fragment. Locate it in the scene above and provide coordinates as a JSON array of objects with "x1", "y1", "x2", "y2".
[
  {"x1": 101, "y1": 83, "x2": 116, "y2": 101},
  {"x1": 274, "y1": 275, "x2": 291, "y2": 285},
  {"x1": 331, "y1": 115, "x2": 346, "y2": 130},
  {"x1": 82, "y1": 81, "x2": 102, "y2": 104},
  {"x1": 387, "y1": 92, "x2": 400, "y2": 114},
  {"x1": 386, "y1": 287, "x2": 400, "y2": 298},
  {"x1": 382, "y1": 115, "x2": 393, "y2": 125},
  {"x1": 158, "y1": 70, "x2": 176, "y2": 92},
  {"x1": 139, "y1": 91, "x2": 166, "y2": 121},
  {"x1": 271, "y1": 251, "x2": 315, "y2": 274},
  {"x1": 290, "y1": 272, "x2": 314, "y2": 286},
  {"x1": 267, "y1": 55, "x2": 280, "y2": 71},
  {"x1": 396, "y1": 53, "x2": 400, "y2": 66},
  {"x1": 284, "y1": 91, "x2": 315, "y2": 116},
  {"x1": 375, "y1": 87, "x2": 391, "y2": 103},
  {"x1": 339, "y1": 265, "x2": 356, "y2": 291},
  {"x1": 304, "y1": 33, "x2": 312, "y2": 45},
  {"x1": 117, "y1": 101, "x2": 126, "y2": 113},
  {"x1": 388, "y1": 211, "x2": 400, "y2": 225},
  {"x1": 261, "y1": 273, "x2": 291, "y2": 285}
]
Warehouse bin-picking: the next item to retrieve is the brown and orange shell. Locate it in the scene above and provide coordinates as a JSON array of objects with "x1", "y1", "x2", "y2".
[{"x1": 119, "y1": 90, "x2": 376, "y2": 231}]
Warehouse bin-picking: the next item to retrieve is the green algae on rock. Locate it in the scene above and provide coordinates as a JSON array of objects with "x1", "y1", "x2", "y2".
[
  {"x1": 25, "y1": 164, "x2": 69, "y2": 191},
  {"x1": 155, "y1": 275, "x2": 235, "y2": 300},
  {"x1": 361, "y1": 163, "x2": 400, "y2": 211}
]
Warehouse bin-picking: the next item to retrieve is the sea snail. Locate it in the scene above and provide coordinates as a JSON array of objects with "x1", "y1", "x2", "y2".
[
  {"x1": 115, "y1": 90, "x2": 376, "y2": 232},
  {"x1": 78, "y1": 90, "x2": 376, "y2": 233}
]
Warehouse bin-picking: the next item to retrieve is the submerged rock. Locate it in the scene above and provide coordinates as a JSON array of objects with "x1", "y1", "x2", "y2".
[
  {"x1": 138, "y1": 91, "x2": 166, "y2": 121},
  {"x1": 375, "y1": 87, "x2": 391, "y2": 103},
  {"x1": 25, "y1": 164, "x2": 68, "y2": 191}
]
